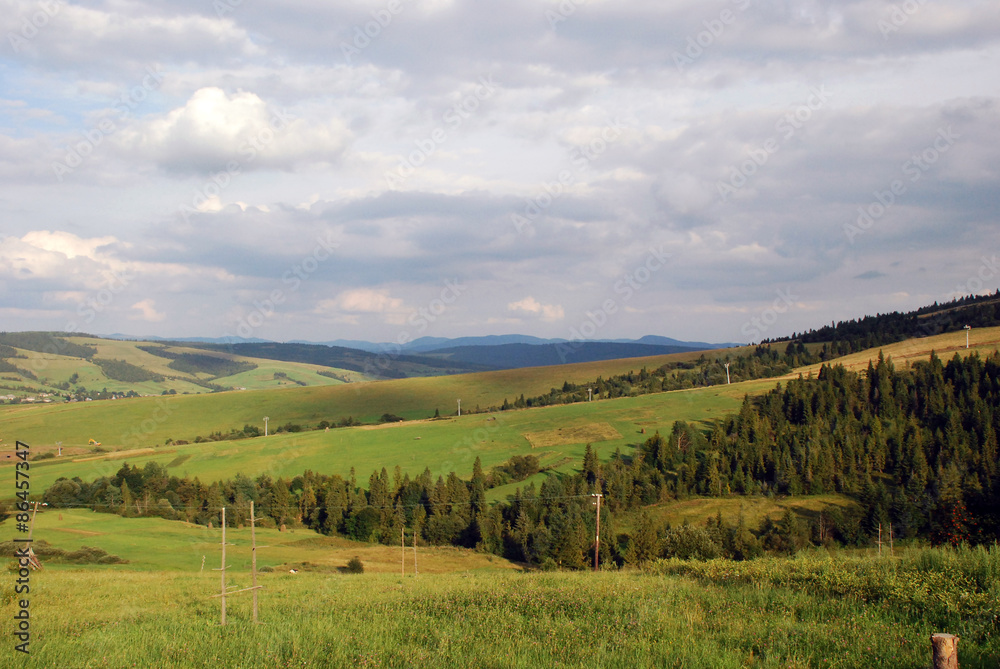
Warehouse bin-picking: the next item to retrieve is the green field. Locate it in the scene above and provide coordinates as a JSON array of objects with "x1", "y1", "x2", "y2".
[
  {"x1": 7, "y1": 379, "x2": 780, "y2": 495},
  {"x1": 0, "y1": 342, "x2": 760, "y2": 452},
  {"x1": 4, "y1": 546, "x2": 997, "y2": 668},
  {"x1": 10, "y1": 509, "x2": 513, "y2": 574}
]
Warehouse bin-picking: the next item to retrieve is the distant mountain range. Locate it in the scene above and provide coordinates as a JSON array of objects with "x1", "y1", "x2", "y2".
[
  {"x1": 100, "y1": 333, "x2": 738, "y2": 375},
  {"x1": 301, "y1": 334, "x2": 738, "y2": 353}
]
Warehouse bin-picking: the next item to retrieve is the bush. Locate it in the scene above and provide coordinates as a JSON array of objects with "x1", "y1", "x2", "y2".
[
  {"x1": 345, "y1": 556, "x2": 364, "y2": 574},
  {"x1": 662, "y1": 525, "x2": 722, "y2": 561}
]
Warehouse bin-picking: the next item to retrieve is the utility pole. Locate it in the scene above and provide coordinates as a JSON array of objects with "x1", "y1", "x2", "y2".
[
  {"x1": 250, "y1": 501, "x2": 260, "y2": 624},
  {"x1": 401, "y1": 526, "x2": 405, "y2": 577},
  {"x1": 591, "y1": 493, "x2": 602, "y2": 572},
  {"x1": 413, "y1": 531, "x2": 418, "y2": 576},
  {"x1": 220, "y1": 508, "x2": 228, "y2": 625},
  {"x1": 263, "y1": 416, "x2": 269, "y2": 436}
]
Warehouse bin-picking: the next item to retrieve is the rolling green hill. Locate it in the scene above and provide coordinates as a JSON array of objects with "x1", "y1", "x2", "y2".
[
  {"x1": 9, "y1": 379, "x2": 768, "y2": 495},
  {"x1": 0, "y1": 336, "x2": 368, "y2": 401},
  {"x1": 0, "y1": 343, "x2": 759, "y2": 452}
]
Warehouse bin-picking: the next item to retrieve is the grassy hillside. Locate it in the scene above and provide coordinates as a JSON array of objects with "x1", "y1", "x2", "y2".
[
  {"x1": 10, "y1": 380, "x2": 776, "y2": 494},
  {"x1": 791, "y1": 325, "x2": 1000, "y2": 376},
  {"x1": 0, "y1": 344, "x2": 760, "y2": 452},
  {"x1": 15, "y1": 509, "x2": 512, "y2": 574},
  {"x1": 4, "y1": 548, "x2": 997, "y2": 668},
  {"x1": 0, "y1": 336, "x2": 366, "y2": 400}
]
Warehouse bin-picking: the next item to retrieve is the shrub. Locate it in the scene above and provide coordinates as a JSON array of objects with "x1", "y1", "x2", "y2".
[{"x1": 345, "y1": 557, "x2": 364, "y2": 574}]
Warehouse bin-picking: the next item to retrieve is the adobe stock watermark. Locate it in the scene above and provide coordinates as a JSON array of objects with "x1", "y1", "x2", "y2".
[
  {"x1": 673, "y1": 0, "x2": 752, "y2": 72},
  {"x1": 878, "y1": 0, "x2": 927, "y2": 39},
  {"x1": 512, "y1": 117, "x2": 626, "y2": 235},
  {"x1": 556, "y1": 245, "x2": 671, "y2": 361},
  {"x1": 214, "y1": 0, "x2": 247, "y2": 19},
  {"x1": 179, "y1": 107, "x2": 296, "y2": 221},
  {"x1": 546, "y1": 0, "x2": 589, "y2": 30},
  {"x1": 224, "y1": 232, "x2": 340, "y2": 341},
  {"x1": 946, "y1": 256, "x2": 1000, "y2": 302},
  {"x1": 740, "y1": 287, "x2": 797, "y2": 340},
  {"x1": 52, "y1": 66, "x2": 165, "y2": 182},
  {"x1": 717, "y1": 85, "x2": 831, "y2": 202},
  {"x1": 844, "y1": 126, "x2": 959, "y2": 244},
  {"x1": 384, "y1": 75, "x2": 499, "y2": 189},
  {"x1": 7, "y1": 0, "x2": 62, "y2": 53},
  {"x1": 360, "y1": 279, "x2": 468, "y2": 379},
  {"x1": 341, "y1": 0, "x2": 413, "y2": 64}
]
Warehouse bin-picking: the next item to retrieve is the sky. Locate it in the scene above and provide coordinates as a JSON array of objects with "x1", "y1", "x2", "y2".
[{"x1": 1, "y1": 0, "x2": 998, "y2": 345}]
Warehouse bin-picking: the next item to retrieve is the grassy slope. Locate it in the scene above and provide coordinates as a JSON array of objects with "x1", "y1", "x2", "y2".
[
  {"x1": 10, "y1": 327, "x2": 997, "y2": 494},
  {"x1": 6, "y1": 561, "x2": 997, "y2": 668},
  {"x1": 14, "y1": 379, "x2": 774, "y2": 494},
  {"x1": 20, "y1": 509, "x2": 514, "y2": 574},
  {"x1": 0, "y1": 338, "x2": 364, "y2": 398},
  {"x1": 790, "y1": 325, "x2": 1000, "y2": 376},
  {"x1": 0, "y1": 344, "x2": 758, "y2": 452}
]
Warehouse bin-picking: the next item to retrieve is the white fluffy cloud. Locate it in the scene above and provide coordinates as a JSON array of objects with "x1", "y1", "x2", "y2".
[
  {"x1": 115, "y1": 87, "x2": 352, "y2": 173},
  {"x1": 0, "y1": 1, "x2": 997, "y2": 342}
]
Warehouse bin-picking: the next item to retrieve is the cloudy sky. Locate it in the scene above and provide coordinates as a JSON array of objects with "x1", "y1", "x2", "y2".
[{"x1": 1, "y1": 0, "x2": 998, "y2": 345}]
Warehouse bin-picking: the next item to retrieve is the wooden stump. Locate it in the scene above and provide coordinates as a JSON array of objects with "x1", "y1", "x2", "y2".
[{"x1": 931, "y1": 633, "x2": 959, "y2": 669}]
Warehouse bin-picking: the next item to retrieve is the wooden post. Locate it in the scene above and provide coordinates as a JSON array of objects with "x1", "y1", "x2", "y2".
[
  {"x1": 592, "y1": 493, "x2": 602, "y2": 572},
  {"x1": 220, "y1": 507, "x2": 227, "y2": 626},
  {"x1": 413, "y1": 530, "x2": 418, "y2": 576},
  {"x1": 889, "y1": 523, "x2": 894, "y2": 556},
  {"x1": 401, "y1": 526, "x2": 405, "y2": 577},
  {"x1": 23, "y1": 501, "x2": 42, "y2": 570},
  {"x1": 931, "y1": 633, "x2": 959, "y2": 669},
  {"x1": 250, "y1": 501, "x2": 259, "y2": 625},
  {"x1": 877, "y1": 523, "x2": 882, "y2": 557}
]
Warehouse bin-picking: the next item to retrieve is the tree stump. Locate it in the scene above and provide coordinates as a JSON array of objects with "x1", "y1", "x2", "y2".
[{"x1": 931, "y1": 633, "x2": 959, "y2": 669}]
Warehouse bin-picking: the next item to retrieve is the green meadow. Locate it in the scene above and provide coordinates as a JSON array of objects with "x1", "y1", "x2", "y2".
[
  {"x1": 14, "y1": 509, "x2": 513, "y2": 574},
  {"x1": 9, "y1": 380, "x2": 778, "y2": 493},
  {"x1": 5, "y1": 549, "x2": 998, "y2": 668}
]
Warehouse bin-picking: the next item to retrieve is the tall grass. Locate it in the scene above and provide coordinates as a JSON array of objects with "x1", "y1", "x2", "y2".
[
  {"x1": 6, "y1": 550, "x2": 999, "y2": 668},
  {"x1": 651, "y1": 544, "x2": 1000, "y2": 651}
]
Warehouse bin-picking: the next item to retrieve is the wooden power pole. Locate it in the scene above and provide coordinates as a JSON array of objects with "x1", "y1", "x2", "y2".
[{"x1": 591, "y1": 493, "x2": 602, "y2": 572}]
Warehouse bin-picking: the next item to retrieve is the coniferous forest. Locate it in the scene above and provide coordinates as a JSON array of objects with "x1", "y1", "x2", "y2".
[{"x1": 42, "y1": 351, "x2": 1000, "y2": 568}]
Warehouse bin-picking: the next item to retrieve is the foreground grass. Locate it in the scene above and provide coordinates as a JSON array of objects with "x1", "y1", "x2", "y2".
[{"x1": 4, "y1": 549, "x2": 999, "y2": 668}]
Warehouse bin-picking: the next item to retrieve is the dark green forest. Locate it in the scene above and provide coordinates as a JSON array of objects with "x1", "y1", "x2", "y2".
[
  {"x1": 767, "y1": 290, "x2": 1000, "y2": 353},
  {"x1": 42, "y1": 350, "x2": 1000, "y2": 568}
]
